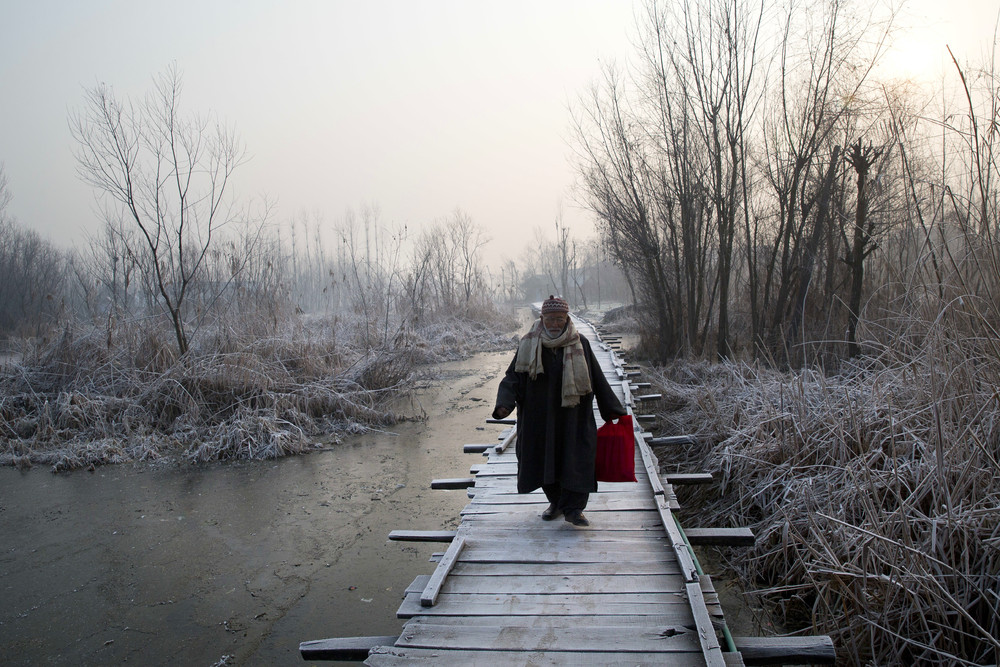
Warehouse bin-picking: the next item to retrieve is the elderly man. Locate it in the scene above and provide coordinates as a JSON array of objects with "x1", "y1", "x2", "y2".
[{"x1": 492, "y1": 295, "x2": 627, "y2": 527}]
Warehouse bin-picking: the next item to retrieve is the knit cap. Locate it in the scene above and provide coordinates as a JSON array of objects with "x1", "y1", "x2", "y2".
[{"x1": 541, "y1": 295, "x2": 569, "y2": 314}]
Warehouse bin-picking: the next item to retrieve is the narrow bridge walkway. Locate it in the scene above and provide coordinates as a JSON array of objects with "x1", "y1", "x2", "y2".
[{"x1": 301, "y1": 317, "x2": 834, "y2": 666}]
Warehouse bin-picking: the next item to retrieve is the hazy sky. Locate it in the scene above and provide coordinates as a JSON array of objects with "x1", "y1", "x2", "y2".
[{"x1": 1, "y1": 0, "x2": 998, "y2": 263}]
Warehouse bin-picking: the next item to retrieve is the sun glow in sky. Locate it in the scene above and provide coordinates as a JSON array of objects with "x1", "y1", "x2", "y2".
[{"x1": 1, "y1": 0, "x2": 998, "y2": 263}]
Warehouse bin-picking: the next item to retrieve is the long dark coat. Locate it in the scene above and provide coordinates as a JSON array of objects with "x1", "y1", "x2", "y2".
[{"x1": 493, "y1": 334, "x2": 626, "y2": 494}]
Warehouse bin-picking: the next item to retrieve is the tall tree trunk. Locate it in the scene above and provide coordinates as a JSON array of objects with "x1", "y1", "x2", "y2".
[{"x1": 845, "y1": 140, "x2": 882, "y2": 358}]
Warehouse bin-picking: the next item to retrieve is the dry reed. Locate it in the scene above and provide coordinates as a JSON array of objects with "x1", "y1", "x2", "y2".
[
  {"x1": 646, "y1": 324, "x2": 1000, "y2": 665},
  {"x1": 0, "y1": 308, "x2": 516, "y2": 471}
]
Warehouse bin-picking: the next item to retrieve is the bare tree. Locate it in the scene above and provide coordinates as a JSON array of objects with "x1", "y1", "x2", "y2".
[
  {"x1": 70, "y1": 65, "x2": 253, "y2": 355},
  {"x1": 645, "y1": 0, "x2": 765, "y2": 359},
  {"x1": 447, "y1": 209, "x2": 490, "y2": 305},
  {"x1": 843, "y1": 139, "x2": 885, "y2": 356}
]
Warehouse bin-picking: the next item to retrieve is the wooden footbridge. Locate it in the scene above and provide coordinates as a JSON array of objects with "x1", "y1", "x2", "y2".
[{"x1": 301, "y1": 316, "x2": 835, "y2": 665}]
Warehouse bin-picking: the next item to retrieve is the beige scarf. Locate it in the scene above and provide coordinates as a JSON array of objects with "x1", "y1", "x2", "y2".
[{"x1": 514, "y1": 319, "x2": 593, "y2": 407}]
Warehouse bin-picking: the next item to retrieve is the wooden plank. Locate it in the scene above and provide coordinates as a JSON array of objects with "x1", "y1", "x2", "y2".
[
  {"x1": 495, "y1": 428, "x2": 516, "y2": 454},
  {"x1": 458, "y1": 510, "x2": 668, "y2": 531},
  {"x1": 448, "y1": 560, "x2": 682, "y2": 577},
  {"x1": 663, "y1": 472, "x2": 714, "y2": 485},
  {"x1": 442, "y1": 547, "x2": 677, "y2": 564},
  {"x1": 461, "y1": 494, "x2": 681, "y2": 513},
  {"x1": 649, "y1": 435, "x2": 698, "y2": 446},
  {"x1": 685, "y1": 580, "x2": 726, "y2": 666},
  {"x1": 732, "y1": 635, "x2": 836, "y2": 665},
  {"x1": 421, "y1": 536, "x2": 465, "y2": 607},
  {"x1": 431, "y1": 477, "x2": 476, "y2": 489},
  {"x1": 404, "y1": 614, "x2": 705, "y2": 628},
  {"x1": 299, "y1": 635, "x2": 397, "y2": 660},
  {"x1": 634, "y1": 394, "x2": 662, "y2": 402},
  {"x1": 470, "y1": 478, "x2": 649, "y2": 492},
  {"x1": 394, "y1": 621, "x2": 703, "y2": 653},
  {"x1": 396, "y1": 591, "x2": 721, "y2": 620},
  {"x1": 485, "y1": 418, "x2": 515, "y2": 424},
  {"x1": 388, "y1": 530, "x2": 457, "y2": 543},
  {"x1": 455, "y1": 528, "x2": 669, "y2": 546},
  {"x1": 636, "y1": 434, "x2": 665, "y2": 496},
  {"x1": 460, "y1": 502, "x2": 680, "y2": 517},
  {"x1": 684, "y1": 527, "x2": 755, "y2": 546},
  {"x1": 427, "y1": 574, "x2": 692, "y2": 596},
  {"x1": 461, "y1": 495, "x2": 658, "y2": 510},
  {"x1": 366, "y1": 646, "x2": 717, "y2": 666},
  {"x1": 654, "y1": 495, "x2": 699, "y2": 582},
  {"x1": 463, "y1": 443, "x2": 492, "y2": 453}
]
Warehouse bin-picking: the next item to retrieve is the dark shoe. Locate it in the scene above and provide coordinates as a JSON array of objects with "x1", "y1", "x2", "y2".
[
  {"x1": 541, "y1": 503, "x2": 562, "y2": 521},
  {"x1": 564, "y1": 510, "x2": 590, "y2": 527}
]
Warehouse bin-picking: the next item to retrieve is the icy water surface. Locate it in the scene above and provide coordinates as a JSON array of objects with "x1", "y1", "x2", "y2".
[{"x1": 0, "y1": 350, "x2": 513, "y2": 666}]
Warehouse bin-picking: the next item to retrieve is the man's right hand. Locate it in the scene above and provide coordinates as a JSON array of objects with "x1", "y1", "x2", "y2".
[{"x1": 493, "y1": 405, "x2": 512, "y2": 419}]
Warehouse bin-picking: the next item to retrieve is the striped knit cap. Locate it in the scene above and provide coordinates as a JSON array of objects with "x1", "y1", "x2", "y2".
[{"x1": 541, "y1": 295, "x2": 569, "y2": 314}]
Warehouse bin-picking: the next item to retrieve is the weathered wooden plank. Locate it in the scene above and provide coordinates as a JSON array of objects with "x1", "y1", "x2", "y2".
[
  {"x1": 649, "y1": 435, "x2": 698, "y2": 446},
  {"x1": 485, "y1": 418, "x2": 516, "y2": 425},
  {"x1": 443, "y1": 547, "x2": 676, "y2": 564},
  {"x1": 299, "y1": 635, "x2": 397, "y2": 660},
  {"x1": 394, "y1": 621, "x2": 703, "y2": 653},
  {"x1": 469, "y1": 486, "x2": 652, "y2": 499},
  {"x1": 421, "y1": 536, "x2": 465, "y2": 607},
  {"x1": 684, "y1": 527, "x2": 755, "y2": 546},
  {"x1": 460, "y1": 495, "x2": 681, "y2": 514},
  {"x1": 396, "y1": 591, "x2": 721, "y2": 620},
  {"x1": 495, "y1": 428, "x2": 516, "y2": 454},
  {"x1": 634, "y1": 394, "x2": 662, "y2": 402},
  {"x1": 463, "y1": 443, "x2": 493, "y2": 453},
  {"x1": 636, "y1": 434, "x2": 665, "y2": 496},
  {"x1": 455, "y1": 528, "x2": 669, "y2": 546},
  {"x1": 448, "y1": 560, "x2": 682, "y2": 577},
  {"x1": 404, "y1": 573, "x2": 717, "y2": 598},
  {"x1": 481, "y1": 456, "x2": 649, "y2": 475},
  {"x1": 431, "y1": 477, "x2": 476, "y2": 489},
  {"x1": 465, "y1": 492, "x2": 656, "y2": 508},
  {"x1": 458, "y1": 510, "x2": 668, "y2": 531},
  {"x1": 366, "y1": 646, "x2": 716, "y2": 666},
  {"x1": 663, "y1": 472, "x2": 714, "y2": 485},
  {"x1": 470, "y1": 478, "x2": 649, "y2": 493},
  {"x1": 732, "y1": 635, "x2": 836, "y2": 665},
  {"x1": 404, "y1": 614, "x2": 703, "y2": 628},
  {"x1": 388, "y1": 530, "x2": 456, "y2": 543},
  {"x1": 654, "y1": 495, "x2": 699, "y2": 583},
  {"x1": 687, "y1": 580, "x2": 726, "y2": 667},
  {"x1": 429, "y1": 573, "x2": 693, "y2": 596}
]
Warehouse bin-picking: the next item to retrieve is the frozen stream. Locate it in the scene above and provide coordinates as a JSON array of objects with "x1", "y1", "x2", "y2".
[{"x1": 0, "y1": 350, "x2": 514, "y2": 666}]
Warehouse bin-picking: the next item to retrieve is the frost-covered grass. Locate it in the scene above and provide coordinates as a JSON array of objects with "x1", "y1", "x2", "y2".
[
  {"x1": 645, "y1": 332, "x2": 1000, "y2": 665},
  {"x1": 0, "y1": 307, "x2": 517, "y2": 471}
]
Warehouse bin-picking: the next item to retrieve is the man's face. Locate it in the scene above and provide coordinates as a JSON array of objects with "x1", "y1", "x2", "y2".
[{"x1": 541, "y1": 312, "x2": 568, "y2": 336}]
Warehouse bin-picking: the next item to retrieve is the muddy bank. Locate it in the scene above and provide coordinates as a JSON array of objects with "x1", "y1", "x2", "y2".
[{"x1": 0, "y1": 350, "x2": 514, "y2": 666}]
